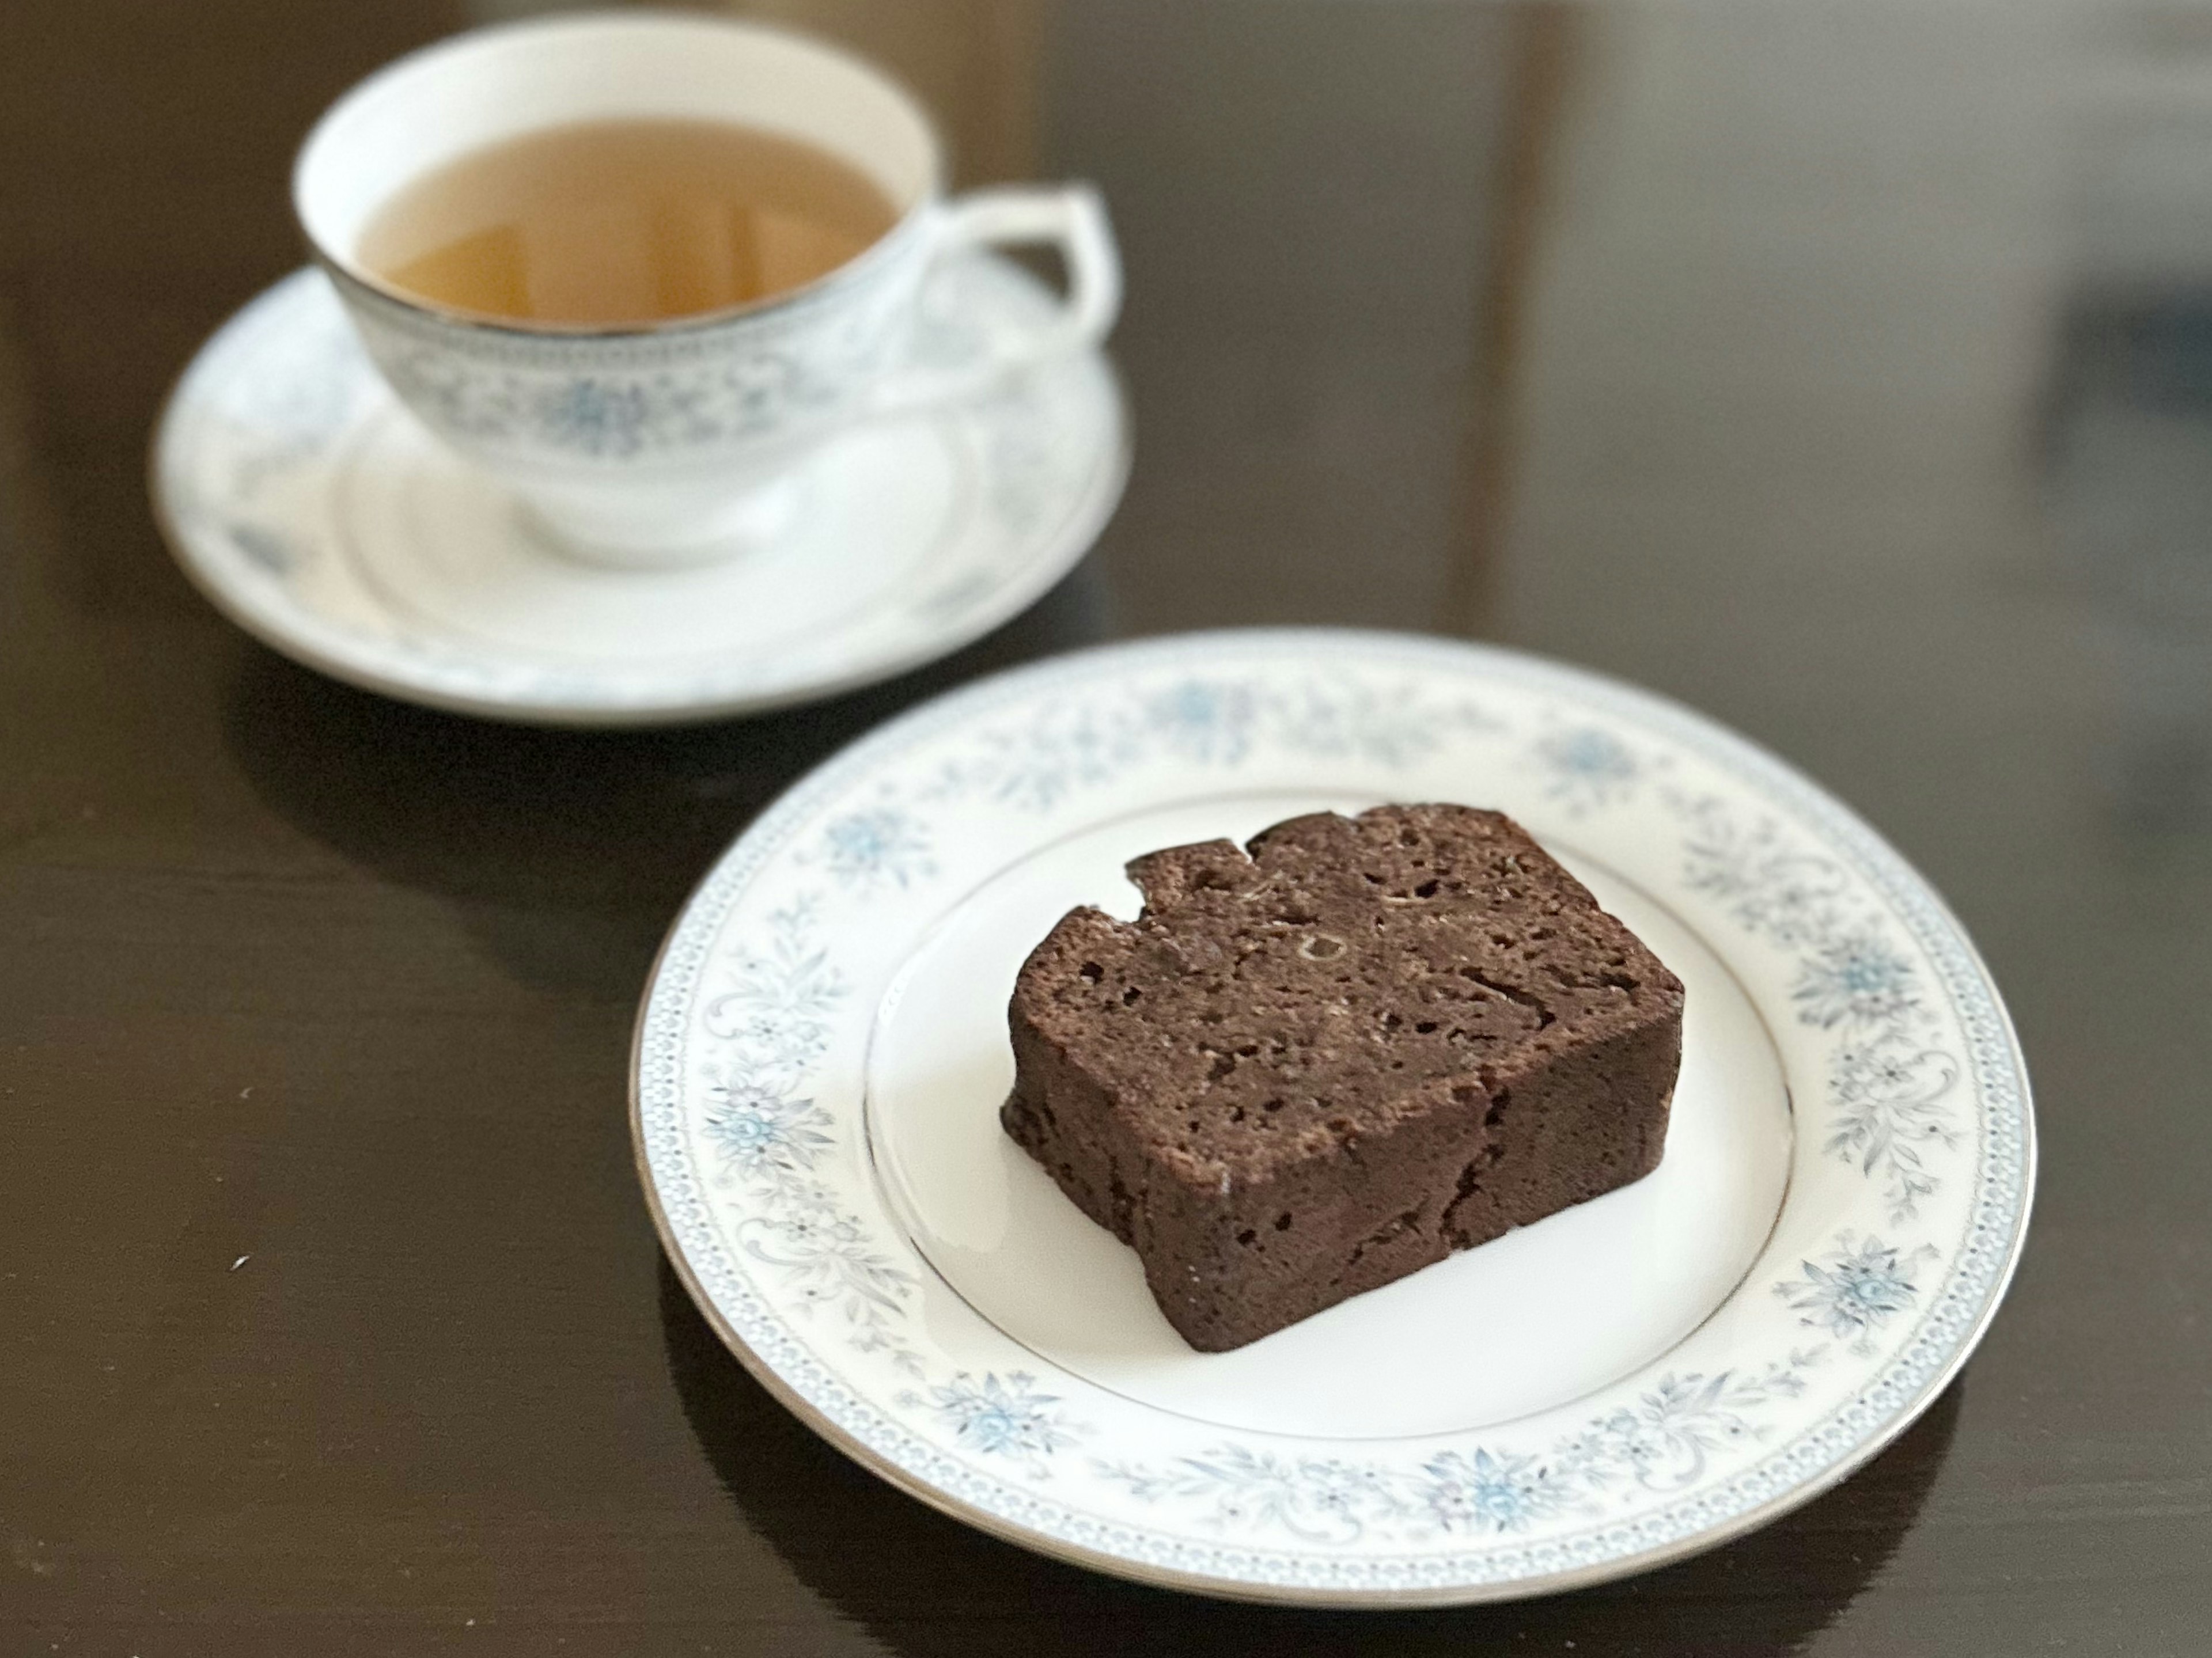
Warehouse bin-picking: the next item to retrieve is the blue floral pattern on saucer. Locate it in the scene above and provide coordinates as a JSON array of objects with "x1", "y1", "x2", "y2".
[{"x1": 151, "y1": 262, "x2": 1128, "y2": 726}]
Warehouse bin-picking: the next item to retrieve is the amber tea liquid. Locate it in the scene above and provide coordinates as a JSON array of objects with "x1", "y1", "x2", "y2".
[{"x1": 356, "y1": 118, "x2": 899, "y2": 327}]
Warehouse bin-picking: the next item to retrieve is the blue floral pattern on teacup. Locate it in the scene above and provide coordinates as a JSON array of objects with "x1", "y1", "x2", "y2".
[{"x1": 335, "y1": 246, "x2": 914, "y2": 466}]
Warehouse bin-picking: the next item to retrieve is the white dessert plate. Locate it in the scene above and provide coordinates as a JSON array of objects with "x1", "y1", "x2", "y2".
[
  {"x1": 631, "y1": 628, "x2": 2033, "y2": 1604},
  {"x1": 150, "y1": 259, "x2": 1127, "y2": 726}
]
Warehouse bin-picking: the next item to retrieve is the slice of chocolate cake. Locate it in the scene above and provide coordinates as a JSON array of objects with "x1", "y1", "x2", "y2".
[{"x1": 1002, "y1": 803, "x2": 1683, "y2": 1352}]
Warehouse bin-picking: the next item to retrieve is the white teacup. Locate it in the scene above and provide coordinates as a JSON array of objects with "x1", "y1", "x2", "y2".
[{"x1": 294, "y1": 11, "x2": 1121, "y2": 566}]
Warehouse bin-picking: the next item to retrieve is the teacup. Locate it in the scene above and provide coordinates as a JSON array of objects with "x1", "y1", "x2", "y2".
[{"x1": 294, "y1": 10, "x2": 1120, "y2": 566}]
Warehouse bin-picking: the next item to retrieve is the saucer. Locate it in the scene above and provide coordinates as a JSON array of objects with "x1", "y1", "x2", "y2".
[
  {"x1": 152, "y1": 260, "x2": 1129, "y2": 726},
  {"x1": 632, "y1": 629, "x2": 2033, "y2": 1604}
]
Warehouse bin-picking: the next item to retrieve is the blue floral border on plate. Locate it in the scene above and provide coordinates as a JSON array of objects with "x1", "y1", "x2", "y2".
[{"x1": 632, "y1": 628, "x2": 2033, "y2": 1600}]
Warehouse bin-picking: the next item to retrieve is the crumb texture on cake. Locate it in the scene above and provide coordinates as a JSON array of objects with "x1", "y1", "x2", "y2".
[{"x1": 1001, "y1": 803, "x2": 1684, "y2": 1352}]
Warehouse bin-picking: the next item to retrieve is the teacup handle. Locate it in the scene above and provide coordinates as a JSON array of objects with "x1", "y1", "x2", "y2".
[{"x1": 869, "y1": 182, "x2": 1122, "y2": 415}]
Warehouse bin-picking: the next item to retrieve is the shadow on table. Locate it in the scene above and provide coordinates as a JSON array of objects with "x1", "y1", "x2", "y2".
[
  {"x1": 660, "y1": 1259, "x2": 1961, "y2": 1657},
  {"x1": 218, "y1": 558, "x2": 1115, "y2": 997}
]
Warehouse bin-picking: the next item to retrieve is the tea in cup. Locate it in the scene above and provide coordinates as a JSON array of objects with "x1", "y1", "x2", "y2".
[{"x1": 293, "y1": 12, "x2": 1120, "y2": 565}]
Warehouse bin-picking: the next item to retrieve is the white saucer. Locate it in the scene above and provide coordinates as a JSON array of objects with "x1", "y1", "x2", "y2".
[
  {"x1": 151, "y1": 261, "x2": 1128, "y2": 726},
  {"x1": 633, "y1": 629, "x2": 2033, "y2": 1606}
]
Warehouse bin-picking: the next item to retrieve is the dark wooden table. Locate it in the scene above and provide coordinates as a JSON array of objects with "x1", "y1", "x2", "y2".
[{"x1": 5, "y1": 0, "x2": 2209, "y2": 1651}]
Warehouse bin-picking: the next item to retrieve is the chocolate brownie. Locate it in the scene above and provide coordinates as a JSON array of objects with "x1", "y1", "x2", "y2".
[{"x1": 1001, "y1": 803, "x2": 1683, "y2": 1352}]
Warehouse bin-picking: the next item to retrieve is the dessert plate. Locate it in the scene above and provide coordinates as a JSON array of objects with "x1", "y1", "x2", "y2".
[
  {"x1": 151, "y1": 260, "x2": 1127, "y2": 726},
  {"x1": 632, "y1": 629, "x2": 2033, "y2": 1604}
]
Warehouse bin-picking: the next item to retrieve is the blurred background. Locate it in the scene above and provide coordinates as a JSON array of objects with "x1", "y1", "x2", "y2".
[{"x1": 5, "y1": 0, "x2": 2210, "y2": 1651}]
